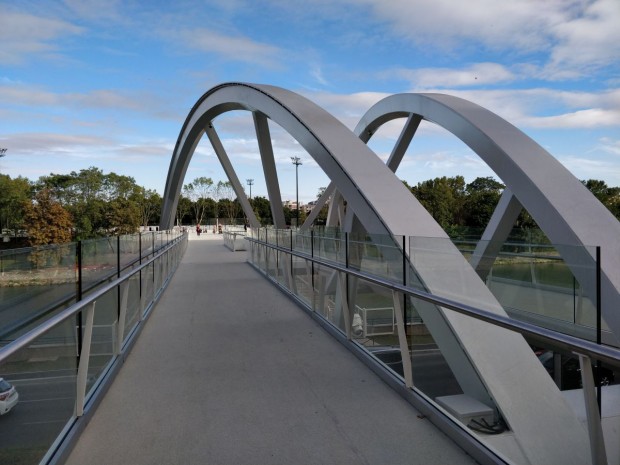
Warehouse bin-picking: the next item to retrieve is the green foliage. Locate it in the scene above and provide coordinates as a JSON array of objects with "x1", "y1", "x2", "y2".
[
  {"x1": 134, "y1": 187, "x2": 161, "y2": 227},
  {"x1": 35, "y1": 167, "x2": 148, "y2": 239},
  {"x1": 409, "y1": 176, "x2": 466, "y2": 229},
  {"x1": 463, "y1": 177, "x2": 505, "y2": 229},
  {"x1": 183, "y1": 177, "x2": 214, "y2": 225},
  {"x1": 175, "y1": 195, "x2": 192, "y2": 226},
  {"x1": 0, "y1": 174, "x2": 31, "y2": 233},
  {"x1": 251, "y1": 196, "x2": 272, "y2": 225},
  {"x1": 582, "y1": 179, "x2": 620, "y2": 218}
]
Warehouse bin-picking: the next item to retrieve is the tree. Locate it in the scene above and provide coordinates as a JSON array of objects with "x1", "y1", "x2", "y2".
[
  {"x1": 175, "y1": 195, "x2": 192, "y2": 226},
  {"x1": 106, "y1": 197, "x2": 140, "y2": 235},
  {"x1": 463, "y1": 177, "x2": 505, "y2": 229},
  {"x1": 37, "y1": 167, "x2": 146, "y2": 238},
  {"x1": 183, "y1": 177, "x2": 213, "y2": 225},
  {"x1": 583, "y1": 179, "x2": 620, "y2": 219},
  {"x1": 134, "y1": 187, "x2": 161, "y2": 228},
  {"x1": 0, "y1": 174, "x2": 31, "y2": 234},
  {"x1": 251, "y1": 196, "x2": 272, "y2": 225},
  {"x1": 410, "y1": 176, "x2": 466, "y2": 229},
  {"x1": 215, "y1": 180, "x2": 240, "y2": 225},
  {"x1": 23, "y1": 189, "x2": 73, "y2": 246}
]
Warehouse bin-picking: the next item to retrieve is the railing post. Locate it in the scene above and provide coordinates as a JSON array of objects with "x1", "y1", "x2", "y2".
[
  {"x1": 311, "y1": 229, "x2": 315, "y2": 290},
  {"x1": 290, "y1": 229, "x2": 294, "y2": 289},
  {"x1": 117, "y1": 235, "x2": 121, "y2": 320},
  {"x1": 76, "y1": 302, "x2": 96, "y2": 417},
  {"x1": 115, "y1": 281, "x2": 130, "y2": 355},
  {"x1": 393, "y1": 290, "x2": 413, "y2": 388},
  {"x1": 139, "y1": 232, "x2": 143, "y2": 304},
  {"x1": 577, "y1": 353, "x2": 608, "y2": 465},
  {"x1": 596, "y1": 246, "x2": 602, "y2": 412},
  {"x1": 345, "y1": 230, "x2": 349, "y2": 300},
  {"x1": 76, "y1": 241, "x2": 83, "y2": 363},
  {"x1": 402, "y1": 235, "x2": 407, "y2": 333}
]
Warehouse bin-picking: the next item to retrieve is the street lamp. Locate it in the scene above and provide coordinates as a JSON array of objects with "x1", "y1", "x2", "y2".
[
  {"x1": 246, "y1": 178, "x2": 254, "y2": 200},
  {"x1": 290, "y1": 156, "x2": 302, "y2": 227}
]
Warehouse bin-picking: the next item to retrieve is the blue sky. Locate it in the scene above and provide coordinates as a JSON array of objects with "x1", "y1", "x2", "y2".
[{"x1": 1, "y1": 0, "x2": 619, "y2": 204}]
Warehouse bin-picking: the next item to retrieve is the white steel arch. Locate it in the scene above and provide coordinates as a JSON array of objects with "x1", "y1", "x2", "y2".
[
  {"x1": 353, "y1": 93, "x2": 620, "y2": 346},
  {"x1": 161, "y1": 83, "x2": 592, "y2": 465}
]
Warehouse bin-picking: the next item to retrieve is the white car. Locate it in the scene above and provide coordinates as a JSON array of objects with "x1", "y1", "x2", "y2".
[{"x1": 0, "y1": 378, "x2": 18, "y2": 415}]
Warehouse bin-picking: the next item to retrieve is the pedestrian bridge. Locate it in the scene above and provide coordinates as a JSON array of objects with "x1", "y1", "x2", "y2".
[
  {"x1": 2, "y1": 226, "x2": 620, "y2": 465},
  {"x1": 64, "y1": 234, "x2": 480, "y2": 465},
  {"x1": 2, "y1": 82, "x2": 620, "y2": 465}
]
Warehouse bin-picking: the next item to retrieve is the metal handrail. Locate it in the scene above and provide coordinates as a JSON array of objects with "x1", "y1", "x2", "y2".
[
  {"x1": 0, "y1": 235, "x2": 180, "y2": 341},
  {"x1": 0, "y1": 232, "x2": 186, "y2": 365},
  {"x1": 246, "y1": 235, "x2": 620, "y2": 368}
]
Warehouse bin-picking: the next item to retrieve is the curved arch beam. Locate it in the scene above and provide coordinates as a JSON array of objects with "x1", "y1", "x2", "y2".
[
  {"x1": 355, "y1": 93, "x2": 620, "y2": 345},
  {"x1": 161, "y1": 83, "x2": 590, "y2": 465}
]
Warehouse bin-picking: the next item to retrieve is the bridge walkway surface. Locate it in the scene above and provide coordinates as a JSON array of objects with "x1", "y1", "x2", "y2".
[{"x1": 65, "y1": 233, "x2": 476, "y2": 465}]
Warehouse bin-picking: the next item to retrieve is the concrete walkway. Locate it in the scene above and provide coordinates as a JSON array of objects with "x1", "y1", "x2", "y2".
[{"x1": 66, "y1": 236, "x2": 476, "y2": 465}]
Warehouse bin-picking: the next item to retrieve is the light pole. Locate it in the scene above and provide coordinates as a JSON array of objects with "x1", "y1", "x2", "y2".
[
  {"x1": 246, "y1": 178, "x2": 254, "y2": 200},
  {"x1": 291, "y1": 156, "x2": 302, "y2": 227}
]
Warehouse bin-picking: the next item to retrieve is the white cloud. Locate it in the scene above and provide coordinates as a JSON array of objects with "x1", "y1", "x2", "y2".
[
  {"x1": 597, "y1": 138, "x2": 620, "y2": 157},
  {"x1": 356, "y1": 0, "x2": 566, "y2": 51},
  {"x1": 560, "y1": 156, "x2": 620, "y2": 182},
  {"x1": 0, "y1": 9, "x2": 83, "y2": 64},
  {"x1": 400, "y1": 87, "x2": 620, "y2": 129},
  {"x1": 2, "y1": 132, "x2": 111, "y2": 154},
  {"x1": 392, "y1": 63, "x2": 516, "y2": 88},
  {"x1": 177, "y1": 28, "x2": 282, "y2": 68},
  {"x1": 347, "y1": 0, "x2": 619, "y2": 80},
  {"x1": 62, "y1": 0, "x2": 123, "y2": 21},
  {"x1": 0, "y1": 83, "x2": 175, "y2": 119},
  {"x1": 523, "y1": 108, "x2": 620, "y2": 129},
  {"x1": 546, "y1": 0, "x2": 620, "y2": 77}
]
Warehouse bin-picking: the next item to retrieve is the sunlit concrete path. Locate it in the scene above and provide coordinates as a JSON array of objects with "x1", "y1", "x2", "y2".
[{"x1": 65, "y1": 236, "x2": 476, "y2": 465}]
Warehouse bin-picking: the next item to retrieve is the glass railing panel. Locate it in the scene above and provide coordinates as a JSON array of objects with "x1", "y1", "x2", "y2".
[
  {"x1": 82, "y1": 237, "x2": 118, "y2": 293},
  {"x1": 481, "y1": 241, "x2": 600, "y2": 341},
  {"x1": 0, "y1": 244, "x2": 77, "y2": 346},
  {"x1": 406, "y1": 296, "x2": 465, "y2": 400},
  {"x1": 0, "y1": 316, "x2": 77, "y2": 465},
  {"x1": 85, "y1": 285, "x2": 117, "y2": 393},
  {"x1": 349, "y1": 278, "x2": 399, "y2": 350},
  {"x1": 140, "y1": 232, "x2": 155, "y2": 258},
  {"x1": 410, "y1": 236, "x2": 601, "y2": 340},
  {"x1": 293, "y1": 230, "x2": 312, "y2": 256},
  {"x1": 276, "y1": 229, "x2": 292, "y2": 251},
  {"x1": 266, "y1": 228, "x2": 278, "y2": 246},
  {"x1": 349, "y1": 232, "x2": 404, "y2": 283},
  {"x1": 118, "y1": 234, "x2": 140, "y2": 271},
  {"x1": 312, "y1": 263, "x2": 344, "y2": 333},
  {"x1": 153, "y1": 257, "x2": 162, "y2": 295},
  {"x1": 265, "y1": 245, "x2": 277, "y2": 281},
  {"x1": 123, "y1": 273, "x2": 142, "y2": 340},
  {"x1": 291, "y1": 256, "x2": 313, "y2": 307},
  {"x1": 313, "y1": 230, "x2": 345, "y2": 265},
  {"x1": 409, "y1": 236, "x2": 493, "y2": 309},
  {"x1": 140, "y1": 263, "x2": 151, "y2": 318},
  {"x1": 275, "y1": 249, "x2": 286, "y2": 287}
]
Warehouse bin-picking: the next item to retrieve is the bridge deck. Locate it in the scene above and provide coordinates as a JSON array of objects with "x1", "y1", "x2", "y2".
[{"x1": 66, "y1": 234, "x2": 476, "y2": 465}]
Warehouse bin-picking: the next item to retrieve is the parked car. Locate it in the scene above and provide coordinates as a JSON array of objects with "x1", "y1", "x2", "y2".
[
  {"x1": 0, "y1": 378, "x2": 18, "y2": 415},
  {"x1": 537, "y1": 350, "x2": 615, "y2": 389}
]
